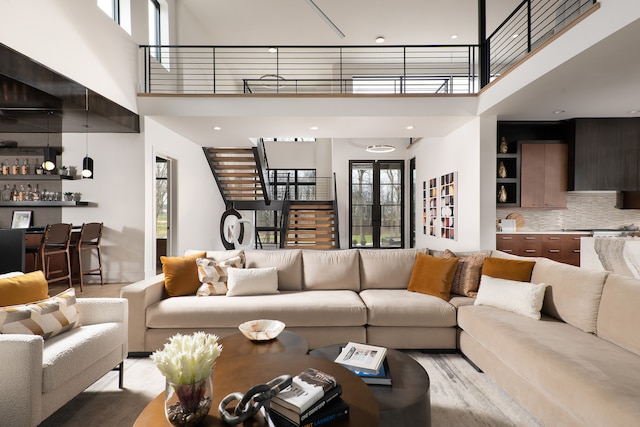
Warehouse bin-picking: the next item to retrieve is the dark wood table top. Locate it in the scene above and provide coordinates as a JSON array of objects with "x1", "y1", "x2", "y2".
[
  {"x1": 218, "y1": 330, "x2": 309, "y2": 359},
  {"x1": 134, "y1": 353, "x2": 379, "y2": 427}
]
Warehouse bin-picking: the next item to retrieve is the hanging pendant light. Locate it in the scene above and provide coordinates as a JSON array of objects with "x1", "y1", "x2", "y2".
[
  {"x1": 42, "y1": 111, "x2": 56, "y2": 172},
  {"x1": 81, "y1": 95, "x2": 94, "y2": 179}
]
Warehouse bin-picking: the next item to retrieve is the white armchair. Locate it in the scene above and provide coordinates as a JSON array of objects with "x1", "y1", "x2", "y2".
[{"x1": 0, "y1": 297, "x2": 128, "y2": 427}]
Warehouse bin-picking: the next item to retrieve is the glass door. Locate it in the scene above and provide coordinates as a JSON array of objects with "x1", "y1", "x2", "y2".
[{"x1": 350, "y1": 160, "x2": 404, "y2": 248}]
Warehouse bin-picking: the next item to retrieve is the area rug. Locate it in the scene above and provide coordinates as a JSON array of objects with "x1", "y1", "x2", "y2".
[{"x1": 40, "y1": 352, "x2": 541, "y2": 427}]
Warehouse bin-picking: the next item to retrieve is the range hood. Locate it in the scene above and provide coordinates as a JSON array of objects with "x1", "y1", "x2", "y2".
[{"x1": 616, "y1": 191, "x2": 640, "y2": 209}]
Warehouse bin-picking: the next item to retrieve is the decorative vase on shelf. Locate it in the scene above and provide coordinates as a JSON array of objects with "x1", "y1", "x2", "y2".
[
  {"x1": 498, "y1": 161, "x2": 508, "y2": 178},
  {"x1": 498, "y1": 185, "x2": 508, "y2": 203},
  {"x1": 165, "y1": 373, "x2": 213, "y2": 427},
  {"x1": 499, "y1": 137, "x2": 509, "y2": 154}
]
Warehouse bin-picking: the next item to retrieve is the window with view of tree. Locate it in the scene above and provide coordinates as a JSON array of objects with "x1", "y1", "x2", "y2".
[{"x1": 350, "y1": 160, "x2": 403, "y2": 248}]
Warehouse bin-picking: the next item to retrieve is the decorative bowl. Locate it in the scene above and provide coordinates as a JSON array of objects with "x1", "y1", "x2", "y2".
[{"x1": 238, "y1": 319, "x2": 285, "y2": 342}]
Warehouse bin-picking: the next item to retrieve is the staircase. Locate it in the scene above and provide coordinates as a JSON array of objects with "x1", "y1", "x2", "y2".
[
  {"x1": 204, "y1": 146, "x2": 270, "y2": 208},
  {"x1": 282, "y1": 201, "x2": 338, "y2": 249}
]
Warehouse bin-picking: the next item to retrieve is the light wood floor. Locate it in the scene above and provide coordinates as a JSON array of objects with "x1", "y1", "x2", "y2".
[{"x1": 49, "y1": 282, "x2": 130, "y2": 298}]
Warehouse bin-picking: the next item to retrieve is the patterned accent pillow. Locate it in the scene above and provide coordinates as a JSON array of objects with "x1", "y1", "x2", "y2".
[
  {"x1": 442, "y1": 249, "x2": 487, "y2": 297},
  {"x1": 0, "y1": 288, "x2": 81, "y2": 339},
  {"x1": 196, "y1": 253, "x2": 246, "y2": 296}
]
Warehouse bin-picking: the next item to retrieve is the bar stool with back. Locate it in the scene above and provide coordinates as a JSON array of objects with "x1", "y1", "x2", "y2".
[
  {"x1": 76, "y1": 222, "x2": 104, "y2": 289},
  {"x1": 40, "y1": 223, "x2": 73, "y2": 289}
]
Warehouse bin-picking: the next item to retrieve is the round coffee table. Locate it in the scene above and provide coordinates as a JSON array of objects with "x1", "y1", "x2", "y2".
[
  {"x1": 134, "y1": 353, "x2": 378, "y2": 426},
  {"x1": 310, "y1": 344, "x2": 431, "y2": 427},
  {"x1": 218, "y1": 330, "x2": 309, "y2": 359}
]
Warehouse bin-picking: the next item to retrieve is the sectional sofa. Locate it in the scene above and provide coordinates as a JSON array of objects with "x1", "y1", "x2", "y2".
[{"x1": 121, "y1": 247, "x2": 640, "y2": 426}]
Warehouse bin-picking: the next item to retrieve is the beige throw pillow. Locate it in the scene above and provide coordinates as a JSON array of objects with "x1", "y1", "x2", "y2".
[
  {"x1": 226, "y1": 267, "x2": 279, "y2": 297},
  {"x1": 196, "y1": 253, "x2": 246, "y2": 296}
]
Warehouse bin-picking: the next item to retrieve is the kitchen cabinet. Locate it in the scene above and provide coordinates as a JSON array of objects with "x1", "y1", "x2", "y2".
[
  {"x1": 496, "y1": 233, "x2": 588, "y2": 266},
  {"x1": 520, "y1": 143, "x2": 567, "y2": 208},
  {"x1": 570, "y1": 118, "x2": 640, "y2": 191}
]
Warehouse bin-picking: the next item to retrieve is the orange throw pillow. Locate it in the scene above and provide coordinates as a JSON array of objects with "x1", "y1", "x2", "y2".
[
  {"x1": 408, "y1": 253, "x2": 459, "y2": 301},
  {"x1": 161, "y1": 252, "x2": 207, "y2": 296},
  {"x1": 0, "y1": 271, "x2": 49, "y2": 307},
  {"x1": 481, "y1": 257, "x2": 535, "y2": 282}
]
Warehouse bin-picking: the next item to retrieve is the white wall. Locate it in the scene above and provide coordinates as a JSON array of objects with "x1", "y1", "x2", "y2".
[
  {"x1": 143, "y1": 118, "x2": 227, "y2": 277},
  {"x1": 61, "y1": 132, "x2": 146, "y2": 283},
  {"x1": 411, "y1": 117, "x2": 496, "y2": 251}
]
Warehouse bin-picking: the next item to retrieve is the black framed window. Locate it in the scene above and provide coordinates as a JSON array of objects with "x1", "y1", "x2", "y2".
[
  {"x1": 149, "y1": 0, "x2": 162, "y2": 61},
  {"x1": 269, "y1": 169, "x2": 317, "y2": 201}
]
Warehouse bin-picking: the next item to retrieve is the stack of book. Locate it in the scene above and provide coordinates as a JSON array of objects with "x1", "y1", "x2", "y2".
[
  {"x1": 334, "y1": 342, "x2": 392, "y2": 386},
  {"x1": 269, "y1": 368, "x2": 349, "y2": 427}
]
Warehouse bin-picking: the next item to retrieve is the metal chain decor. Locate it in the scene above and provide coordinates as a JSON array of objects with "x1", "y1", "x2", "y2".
[{"x1": 218, "y1": 375, "x2": 292, "y2": 425}]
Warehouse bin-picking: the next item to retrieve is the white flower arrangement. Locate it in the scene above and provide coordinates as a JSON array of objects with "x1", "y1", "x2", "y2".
[{"x1": 151, "y1": 331, "x2": 223, "y2": 385}]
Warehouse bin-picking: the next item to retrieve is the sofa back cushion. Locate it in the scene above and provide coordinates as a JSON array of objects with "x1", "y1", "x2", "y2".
[
  {"x1": 244, "y1": 249, "x2": 302, "y2": 291},
  {"x1": 531, "y1": 257, "x2": 607, "y2": 333},
  {"x1": 302, "y1": 249, "x2": 360, "y2": 291},
  {"x1": 359, "y1": 248, "x2": 425, "y2": 290},
  {"x1": 185, "y1": 249, "x2": 243, "y2": 260},
  {"x1": 597, "y1": 273, "x2": 640, "y2": 356}
]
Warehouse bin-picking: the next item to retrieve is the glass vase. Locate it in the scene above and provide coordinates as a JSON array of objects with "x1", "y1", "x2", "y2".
[{"x1": 164, "y1": 373, "x2": 213, "y2": 426}]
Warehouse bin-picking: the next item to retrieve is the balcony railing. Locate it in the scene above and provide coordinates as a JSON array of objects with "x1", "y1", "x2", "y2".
[{"x1": 140, "y1": 0, "x2": 597, "y2": 95}]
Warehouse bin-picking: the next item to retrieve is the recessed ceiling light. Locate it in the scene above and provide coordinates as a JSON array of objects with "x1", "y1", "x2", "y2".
[
  {"x1": 451, "y1": 34, "x2": 458, "y2": 39},
  {"x1": 310, "y1": 126, "x2": 319, "y2": 130},
  {"x1": 552, "y1": 110, "x2": 565, "y2": 114},
  {"x1": 212, "y1": 126, "x2": 221, "y2": 131},
  {"x1": 406, "y1": 125, "x2": 414, "y2": 130},
  {"x1": 268, "y1": 47, "x2": 277, "y2": 53},
  {"x1": 375, "y1": 36, "x2": 385, "y2": 44},
  {"x1": 366, "y1": 144, "x2": 395, "y2": 153}
]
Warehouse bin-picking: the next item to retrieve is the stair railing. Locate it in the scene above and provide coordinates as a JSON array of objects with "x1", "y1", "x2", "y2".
[
  {"x1": 332, "y1": 172, "x2": 340, "y2": 249},
  {"x1": 253, "y1": 139, "x2": 271, "y2": 206},
  {"x1": 279, "y1": 173, "x2": 292, "y2": 248}
]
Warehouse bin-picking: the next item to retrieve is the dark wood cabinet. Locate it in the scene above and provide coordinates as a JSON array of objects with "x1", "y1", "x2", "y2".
[
  {"x1": 521, "y1": 143, "x2": 567, "y2": 208},
  {"x1": 496, "y1": 233, "x2": 588, "y2": 266},
  {"x1": 570, "y1": 118, "x2": 640, "y2": 191}
]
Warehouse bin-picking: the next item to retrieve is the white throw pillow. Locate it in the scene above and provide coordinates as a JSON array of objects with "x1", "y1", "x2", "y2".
[
  {"x1": 475, "y1": 275, "x2": 548, "y2": 320},
  {"x1": 226, "y1": 267, "x2": 279, "y2": 297}
]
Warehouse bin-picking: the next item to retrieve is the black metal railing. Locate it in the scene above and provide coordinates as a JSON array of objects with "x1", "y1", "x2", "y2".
[
  {"x1": 488, "y1": 0, "x2": 597, "y2": 79},
  {"x1": 140, "y1": 1, "x2": 597, "y2": 95}
]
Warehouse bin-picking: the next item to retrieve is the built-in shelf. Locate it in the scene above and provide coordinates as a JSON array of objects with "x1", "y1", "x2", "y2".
[
  {"x1": 0, "y1": 201, "x2": 89, "y2": 207},
  {"x1": 0, "y1": 174, "x2": 74, "y2": 181}
]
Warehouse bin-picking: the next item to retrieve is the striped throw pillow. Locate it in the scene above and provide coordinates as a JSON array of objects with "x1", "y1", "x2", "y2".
[{"x1": 0, "y1": 288, "x2": 81, "y2": 339}]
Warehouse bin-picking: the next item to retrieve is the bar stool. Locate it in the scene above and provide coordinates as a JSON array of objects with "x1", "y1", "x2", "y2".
[
  {"x1": 40, "y1": 223, "x2": 73, "y2": 289},
  {"x1": 76, "y1": 222, "x2": 104, "y2": 289}
]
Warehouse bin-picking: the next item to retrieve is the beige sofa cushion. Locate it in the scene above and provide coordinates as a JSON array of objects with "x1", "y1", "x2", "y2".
[
  {"x1": 244, "y1": 249, "x2": 302, "y2": 291},
  {"x1": 185, "y1": 250, "x2": 243, "y2": 260},
  {"x1": 146, "y1": 290, "x2": 367, "y2": 328},
  {"x1": 597, "y1": 273, "x2": 640, "y2": 356},
  {"x1": 531, "y1": 257, "x2": 607, "y2": 333},
  {"x1": 359, "y1": 248, "x2": 424, "y2": 290},
  {"x1": 359, "y1": 289, "x2": 457, "y2": 327},
  {"x1": 302, "y1": 250, "x2": 360, "y2": 291}
]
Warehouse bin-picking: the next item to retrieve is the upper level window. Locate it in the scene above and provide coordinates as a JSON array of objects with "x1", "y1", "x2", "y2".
[
  {"x1": 98, "y1": 0, "x2": 120, "y2": 24},
  {"x1": 149, "y1": 0, "x2": 162, "y2": 60}
]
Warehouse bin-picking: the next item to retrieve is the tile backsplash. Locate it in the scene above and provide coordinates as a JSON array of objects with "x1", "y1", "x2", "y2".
[{"x1": 497, "y1": 192, "x2": 640, "y2": 231}]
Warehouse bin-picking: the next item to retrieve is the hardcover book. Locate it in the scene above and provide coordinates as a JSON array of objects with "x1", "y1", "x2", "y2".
[
  {"x1": 268, "y1": 398, "x2": 350, "y2": 427},
  {"x1": 270, "y1": 384, "x2": 342, "y2": 424},
  {"x1": 334, "y1": 342, "x2": 387, "y2": 374},
  {"x1": 271, "y1": 368, "x2": 338, "y2": 414},
  {"x1": 349, "y1": 357, "x2": 392, "y2": 386}
]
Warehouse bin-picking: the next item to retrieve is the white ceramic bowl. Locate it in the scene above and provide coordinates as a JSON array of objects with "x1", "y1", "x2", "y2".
[{"x1": 238, "y1": 319, "x2": 285, "y2": 341}]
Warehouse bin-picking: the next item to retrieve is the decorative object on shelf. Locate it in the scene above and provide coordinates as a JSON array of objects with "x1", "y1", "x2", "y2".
[
  {"x1": 58, "y1": 166, "x2": 68, "y2": 176},
  {"x1": 238, "y1": 319, "x2": 285, "y2": 341},
  {"x1": 428, "y1": 177, "x2": 438, "y2": 237},
  {"x1": 498, "y1": 161, "x2": 508, "y2": 178},
  {"x1": 440, "y1": 171, "x2": 457, "y2": 240},
  {"x1": 218, "y1": 375, "x2": 292, "y2": 425},
  {"x1": 151, "y1": 332, "x2": 223, "y2": 427},
  {"x1": 63, "y1": 192, "x2": 74, "y2": 201},
  {"x1": 10, "y1": 210, "x2": 32, "y2": 229},
  {"x1": 499, "y1": 137, "x2": 509, "y2": 153},
  {"x1": 498, "y1": 185, "x2": 508, "y2": 203}
]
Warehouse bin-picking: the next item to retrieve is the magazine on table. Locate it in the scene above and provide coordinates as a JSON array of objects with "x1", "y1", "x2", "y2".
[
  {"x1": 271, "y1": 368, "x2": 338, "y2": 414},
  {"x1": 334, "y1": 342, "x2": 387, "y2": 374},
  {"x1": 348, "y1": 356, "x2": 392, "y2": 385},
  {"x1": 270, "y1": 384, "x2": 342, "y2": 424}
]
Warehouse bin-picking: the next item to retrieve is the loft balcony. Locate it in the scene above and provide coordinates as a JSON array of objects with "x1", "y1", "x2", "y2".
[{"x1": 139, "y1": 0, "x2": 597, "y2": 97}]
